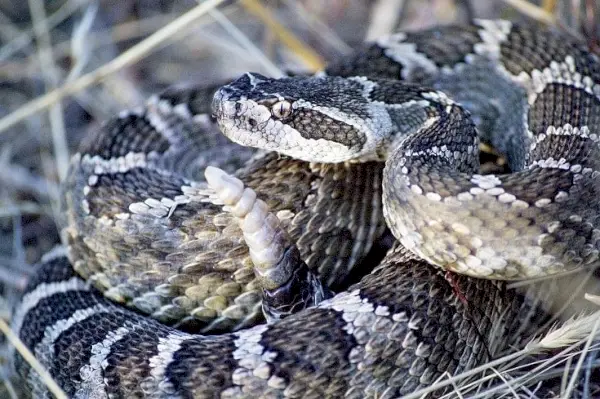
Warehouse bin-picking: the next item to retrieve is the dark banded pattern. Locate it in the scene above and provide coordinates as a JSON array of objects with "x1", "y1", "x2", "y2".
[
  {"x1": 16, "y1": 246, "x2": 543, "y2": 398},
  {"x1": 13, "y1": 19, "x2": 600, "y2": 398}
]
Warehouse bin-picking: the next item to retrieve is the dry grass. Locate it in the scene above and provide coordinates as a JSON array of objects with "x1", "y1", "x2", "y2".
[{"x1": 0, "y1": 0, "x2": 599, "y2": 397}]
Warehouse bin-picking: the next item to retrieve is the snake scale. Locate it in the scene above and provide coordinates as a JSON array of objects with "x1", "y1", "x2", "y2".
[{"x1": 11, "y1": 19, "x2": 600, "y2": 398}]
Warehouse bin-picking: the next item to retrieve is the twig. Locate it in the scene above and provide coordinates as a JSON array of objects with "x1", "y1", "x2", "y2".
[
  {"x1": 542, "y1": 0, "x2": 558, "y2": 13},
  {"x1": 11, "y1": 215, "x2": 25, "y2": 268},
  {"x1": 468, "y1": 335, "x2": 600, "y2": 397},
  {"x1": 0, "y1": 203, "x2": 45, "y2": 217},
  {"x1": 401, "y1": 349, "x2": 528, "y2": 399},
  {"x1": 0, "y1": 265, "x2": 29, "y2": 290},
  {"x1": 566, "y1": 0, "x2": 582, "y2": 33},
  {"x1": 28, "y1": 0, "x2": 70, "y2": 182},
  {"x1": 365, "y1": 0, "x2": 405, "y2": 41},
  {"x1": 0, "y1": 9, "x2": 25, "y2": 41},
  {"x1": 529, "y1": 268, "x2": 596, "y2": 339},
  {"x1": 582, "y1": 346, "x2": 599, "y2": 398},
  {"x1": 0, "y1": 254, "x2": 35, "y2": 275},
  {"x1": 502, "y1": 0, "x2": 556, "y2": 24},
  {"x1": 281, "y1": 0, "x2": 352, "y2": 56},
  {"x1": 456, "y1": 0, "x2": 475, "y2": 21},
  {"x1": 1, "y1": 374, "x2": 18, "y2": 399},
  {"x1": 460, "y1": 347, "x2": 579, "y2": 398},
  {"x1": 31, "y1": 6, "x2": 238, "y2": 66},
  {"x1": 0, "y1": 0, "x2": 227, "y2": 136},
  {"x1": 490, "y1": 367, "x2": 519, "y2": 398},
  {"x1": 583, "y1": 0, "x2": 600, "y2": 53},
  {"x1": 239, "y1": 0, "x2": 325, "y2": 71},
  {"x1": 0, "y1": 318, "x2": 67, "y2": 399},
  {"x1": 563, "y1": 309, "x2": 600, "y2": 397},
  {"x1": 402, "y1": 310, "x2": 600, "y2": 399},
  {"x1": 561, "y1": 355, "x2": 574, "y2": 394},
  {"x1": 506, "y1": 266, "x2": 594, "y2": 289},
  {"x1": 207, "y1": 8, "x2": 284, "y2": 77},
  {"x1": 0, "y1": 0, "x2": 87, "y2": 63},
  {"x1": 66, "y1": 2, "x2": 99, "y2": 82},
  {"x1": 0, "y1": 157, "x2": 59, "y2": 202}
]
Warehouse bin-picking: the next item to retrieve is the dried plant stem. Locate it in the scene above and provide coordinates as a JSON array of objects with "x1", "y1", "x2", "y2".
[
  {"x1": 563, "y1": 316, "x2": 600, "y2": 397},
  {"x1": 502, "y1": 0, "x2": 556, "y2": 24},
  {"x1": 282, "y1": 0, "x2": 352, "y2": 55},
  {"x1": 2, "y1": 375, "x2": 18, "y2": 399},
  {"x1": 27, "y1": 0, "x2": 70, "y2": 182},
  {"x1": 0, "y1": 0, "x2": 227, "y2": 136},
  {"x1": 0, "y1": 265, "x2": 28, "y2": 290},
  {"x1": 0, "y1": 0, "x2": 85, "y2": 63},
  {"x1": 490, "y1": 367, "x2": 519, "y2": 397},
  {"x1": 401, "y1": 348, "x2": 528, "y2": 399},
  {"x1": 365, "y1": 0, "x2": 405, "y2": 40},
  {"x1": 0, "y1": 318, "x2": 67, "y2": 399},
  {"x1": 35, "y1": 6, "x2": 237, "y2": 66},
  {"x1": 527, "y1": 268, "x2": 595, "y2": 337},
  {"x1": 239, "y1": 0, "x2": 325, "y2": 71},
  {"x1": 402, "y1": 310, "x2": 600, "y2": 399},
  {"x1": 207, "y1": 8, "x2": 284, "y2": 77},
  {"x1": 542, "y1": 0, "x2": 558, "y2": 13}
]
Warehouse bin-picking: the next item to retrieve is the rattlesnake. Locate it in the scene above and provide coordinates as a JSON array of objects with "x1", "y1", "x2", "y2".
[{"x1": 12, "y1": 19, "x2": 600, "y2": 398}]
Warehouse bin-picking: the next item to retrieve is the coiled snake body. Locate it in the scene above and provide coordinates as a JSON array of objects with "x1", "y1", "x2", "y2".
[{"x1": 12, "y1": 20, "x2": 600, "y2": 398}]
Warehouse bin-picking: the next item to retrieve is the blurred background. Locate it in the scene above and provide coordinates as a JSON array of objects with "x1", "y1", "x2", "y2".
[{"x1": 0, "y1": 0, "x2": 599, "y2": 397}]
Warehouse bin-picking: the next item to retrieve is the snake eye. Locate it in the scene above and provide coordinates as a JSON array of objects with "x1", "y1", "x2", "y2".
[{"x1": 271, "y1": 100, "x2": 292, "y2": 119}]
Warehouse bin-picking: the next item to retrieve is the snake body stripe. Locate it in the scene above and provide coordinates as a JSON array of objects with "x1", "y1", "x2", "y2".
[
  {"x1": 12, "y1": 19, "x2": 600, "y2": 397},
  {"x1": 18, "y1": 248, "x2": 528, "y2": 398}
]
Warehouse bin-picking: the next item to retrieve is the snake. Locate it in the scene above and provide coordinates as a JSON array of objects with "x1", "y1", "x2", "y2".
[{"x1": 11, "y1": 19, "x2": 600, "y2": 398}]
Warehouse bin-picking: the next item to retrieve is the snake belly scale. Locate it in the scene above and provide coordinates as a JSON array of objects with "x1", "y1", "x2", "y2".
[{"x1": 12, "y1": 19, "x2": 600, "y2": 398}]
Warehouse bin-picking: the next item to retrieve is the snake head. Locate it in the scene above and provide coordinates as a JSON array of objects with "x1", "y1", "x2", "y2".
[{"x1": 212, "y1": 72, "x2": 392, "y2": 162}]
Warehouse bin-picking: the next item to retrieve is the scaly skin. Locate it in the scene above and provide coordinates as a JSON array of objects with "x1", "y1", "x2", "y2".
[{"x1": 13, "y1": 19, "x2": 600, "y2": 398}]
